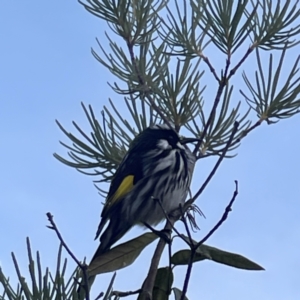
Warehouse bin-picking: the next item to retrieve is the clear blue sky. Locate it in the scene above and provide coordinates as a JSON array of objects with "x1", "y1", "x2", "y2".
[{"x1": 1, "y1": 1, "x2": 300, "y2": 299}]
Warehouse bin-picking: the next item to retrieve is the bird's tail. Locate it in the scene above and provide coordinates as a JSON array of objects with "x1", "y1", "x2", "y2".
[{"x1": 77, "y1": 219, "x2": 132, "y2": 298}]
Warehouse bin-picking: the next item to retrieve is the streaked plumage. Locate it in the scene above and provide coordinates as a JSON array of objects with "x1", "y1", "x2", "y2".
[
  {"x1": 77, "y1": 124, "x2": 197, "y2": 297},
  {"x1": 93, "y1": 123, "x2": 196, "y2": 257}
]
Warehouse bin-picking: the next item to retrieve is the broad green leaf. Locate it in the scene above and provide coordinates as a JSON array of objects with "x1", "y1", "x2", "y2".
[
  {"x1": 88, "y1": 233, "x2": 158, "y2": 275},
  {"x1": 152, "y1": 267, "x2": 174, "y2": 300},
  {"x1": 171, "y1": 249, "x2": 209, "y2": 265},
  {"x1": 172, "y1": 244, "x2": 264, "y2": 271}
]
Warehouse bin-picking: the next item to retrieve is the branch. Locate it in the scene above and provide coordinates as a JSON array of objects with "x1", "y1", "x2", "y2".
[
  {"x1": 180, "y1": 206, "x2": 194, "y2": 246},
  {"x1": 192, "y1": 83, "x2": 225, "y2": 155},
  {"x1": 197, "y1": 51, "x2": 220, "y2": 83},
  {"x1": 200, "y1": 118, "x2": 263, "y2": 159},
  {"x1": 196, "y1": 180, "x2": 239, "y2": 248},
  {"x1": 46, "y1": 212, "x2": 90, "y2": 300},
  {"x1": 228, "y1": 43, "x2": 256, "y2": 78},
  {"x1": 178, "y1": 211, "x2": 197, "y2": 300},
  {"x1": 193, "y1": 42, "x2": 257, "y2": 157},
  {"x1": 191, "y1": 121, "x2": 239, "y2": 204},
  {"x1": 235, "y1": 118, "x2": 263, "y2": 142},
  {"x1": 192, "y1": 64, "x2": 231, "y2": 156},
  {"x1": 180, "y1": 248, "x2": 195, "y2": 300},
  {"x1": 112, "y1": 289, "x2": 141, "y2": 297},
  {"x1": 139, "y1": 216, "x2": 176, "y2": 300},
  {"x1": 180, "y1": 181, "x2": 239, "y2": 300}
]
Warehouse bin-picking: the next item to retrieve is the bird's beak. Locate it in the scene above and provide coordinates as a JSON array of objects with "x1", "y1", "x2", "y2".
[{"x1": 180, "y1": 137, "x2": 201, "y2": 145}]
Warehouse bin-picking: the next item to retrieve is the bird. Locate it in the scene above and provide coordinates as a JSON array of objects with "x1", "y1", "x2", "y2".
[{"x1": 78, "y1": 123, "x2": 198, "y2": 297}]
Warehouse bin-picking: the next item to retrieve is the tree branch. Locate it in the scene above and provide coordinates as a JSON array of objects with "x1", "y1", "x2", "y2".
[
  {"x1": 196, "y1": 180, "x2": 239, "y2": 248},
  {"x1": 180, "y1": 181, "x2": 239, "y2": 300},
  {"x1": 112, "y1": 289, "x2": 141, "y2": 297},
  {"x1": 139, "y1": 216, "x2": 176, "y2": 300},
  {"x1": 228, "y1": 43, "x2": 257, "y2": 78},
  {"x1": 46, "y1": 212, "x2": 90, "y2": 300},
  {"x1": 191, "y1": 121, "x2": 239, "y2": 204},
  {"x1": 192, "y1": 62, "x2": 231, "y2": 156},
  {"x1": 197, "y1": 51, "x2": 220, "y2": 83},
  {"x1": 180, "y1": 248, "x2": 196, "y2": 300}
]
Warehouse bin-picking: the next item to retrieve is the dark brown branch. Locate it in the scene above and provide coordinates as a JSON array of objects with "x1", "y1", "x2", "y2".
[
  {"x1": 180, "y1": 206, "x2": 194, "y2": 246},
  {"x1": 139, "y1": 217, "x2": 176, "y2": 300},
  {"x1": 193, "y1": 43, "x2": 256, "y2": 157},
  {"x1": 191, "y1": 121, "x2": 239, "y2": 204},
  {"x1": 196, "y1": 180, "x2": 238, "y2": 248},
  {"x1": 193, "y1": 48, "x2": 233, "y2": 156},
  {"x1": 46, "y1": 212, "x2": 90, "y2": 300},
  {"x1": 178, "y1": 212, "x2": 197, "y2": 300},
  {"x1": 140, "y1": 201, "x2": 200, "y2": 300},
  {"x1": 112, "y1": 289, "x2": 141, "y2": 297},
  {"x1": 167, "y1": 241, "x2": 173, "y2": 296},
  {"x1": 180, "y1": 181, "x2": 239, "y2": 300},
  {"x1": 235, "y1": 118, "x2": 263, "y2": 142},
  {"x1": 228, "y1": 43, "x2": 256, "y2": 78},
  {"x1": 94, "y1": 291, "x2": 104, "y2": 300},
  {"x1": 197, "y1": 51, "x2": 220, "y2": 83},
  {"x1": 180, "y1": 248, "x2": 196, "y2": 300},
  {"x1": 224, "y1": 54, "x2": 231, "y2": 82}
]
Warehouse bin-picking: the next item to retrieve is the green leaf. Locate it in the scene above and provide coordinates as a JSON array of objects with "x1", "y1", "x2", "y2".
[
  {"x1": 173, "y1": 287, "x2": 189, "y2": 300},
  {"x1": 171, "y1": 249, "x2": 209, "y2": 265},
  {"x1": 241, "y1": 46, "x2": 300, "y2": 122},
  {"x1": 172, "y1": 244, "x2": 264, "y2": 271},
  {"x1": 88, "y1": 233, "x2": 158, "y2": 275},
  {"x1": 103, "y1": 272, "x2": 117, "y2": 300},
  {"x1": 152, "y1": 267, "x2": 174, "y2": 300},
  {"x1": 0, "y1": 238, "x2": 81, "y2": 300}
]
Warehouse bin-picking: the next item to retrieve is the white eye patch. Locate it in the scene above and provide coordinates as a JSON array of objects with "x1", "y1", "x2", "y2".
[{"x1": 157, "y1": 139, "x2": 172, "y2": 150}]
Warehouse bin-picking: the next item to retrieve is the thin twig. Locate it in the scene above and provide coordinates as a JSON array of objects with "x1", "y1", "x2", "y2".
[
  {"x1": 228, "y1": 43, "x2": 256, "y2": 78},
  {"x1": 196, "y1": 180, "x2": 239, "y2": 248},
  {"x1": 193, "y1": 48, "x2": 233, "y2": 156},
  {"x1": 167, "y1": 242, "x2": 173, "y2": 296},
  {"x1": 192, "y1": 75, "x2": 229, "y2": 156},
  {"x1": 180, "y1": 181, "x2": 239, "y2": 300},
  {"x1": 223, "y1": 54, "x2": 231, "y2": 83},
  {"x1": 197, "y1": 51, "x2": 220, "y2": 83},
  {"x1": 139, "y1": 218, "x2": 175, "y2": 300},
  {"x1": 112, "y1": 289, "x2": 141, "y2": 297},
  {"x1": 200, "y1": 118, "x2": 263, "y2": 159},
  {"x1": 46, "y1": 212, "x2": 90, "y2": 300},
  {"x1": 141, "y1": 195, "x2": 196, "y2": 299},
  {"x1": 180, "y1": 205, "x2": 194, "y2": 246},
  {"x1": 235, "y1": 118, "x2": 263, "y2": 143},
  {"x1": 191, "y1": 121, "x2": 239, "y2": 204},
  {"x1": 94, "y1": 291, "x2": 104, "y2": 300},
  {"x1": 180, "y1": 248, "x2": 196, "y2": 300},
  {"x1": 193, "y1": 43, "x2": 256, "y2": 157},
  {"x1": 180, "y1": 180, "x2": 238, "y2": 300}
]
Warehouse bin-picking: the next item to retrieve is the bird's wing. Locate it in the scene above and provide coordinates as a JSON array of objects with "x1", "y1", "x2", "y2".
[{"x1": 94, "y1": 144, "x2": 144, "y2": 240}]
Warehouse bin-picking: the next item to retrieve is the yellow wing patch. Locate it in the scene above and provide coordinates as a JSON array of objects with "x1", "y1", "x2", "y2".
[{"x1": 110, "y1": 175, "x2": 134, "y2": 204}]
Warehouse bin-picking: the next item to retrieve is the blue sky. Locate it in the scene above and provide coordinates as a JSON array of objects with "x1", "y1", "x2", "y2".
[{"x1": 1, "y1": 1, "x2": 300, "y2": 299}]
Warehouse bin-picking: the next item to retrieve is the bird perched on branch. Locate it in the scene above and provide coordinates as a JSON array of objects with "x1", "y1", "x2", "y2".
[{"x1": 78, "y1": 123, "x2": 198, "y2": 297}]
